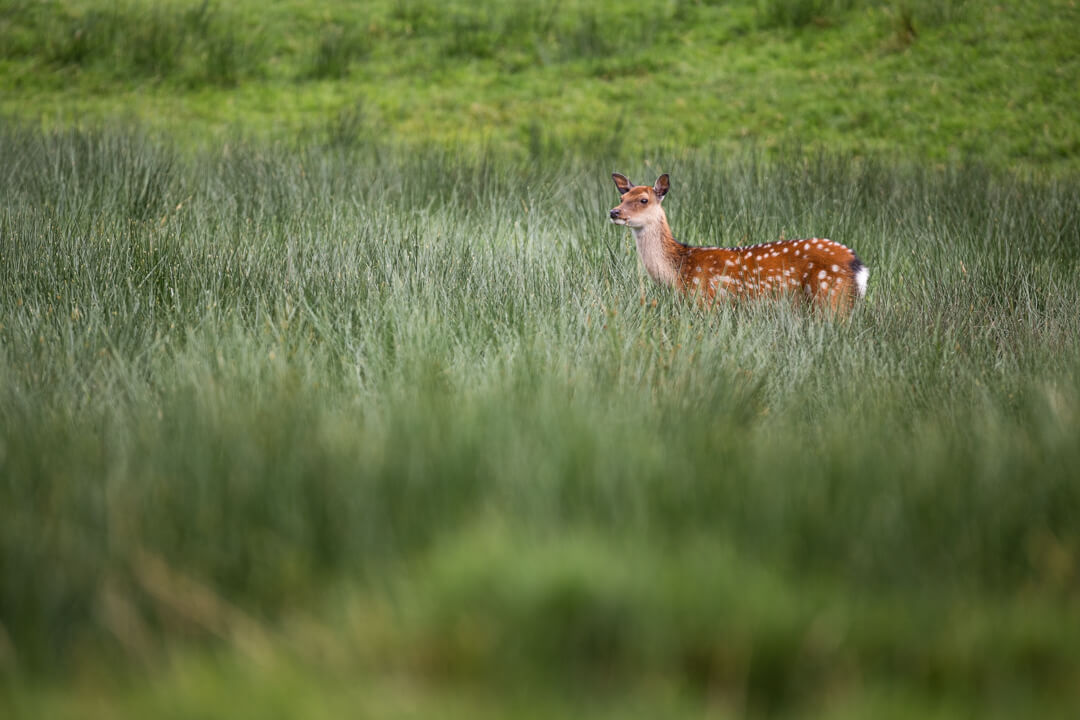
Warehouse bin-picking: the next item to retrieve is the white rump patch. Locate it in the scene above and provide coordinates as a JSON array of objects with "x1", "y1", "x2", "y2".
[{"x1": 855, "y1": 265, "x2": 870, "y2": 298}]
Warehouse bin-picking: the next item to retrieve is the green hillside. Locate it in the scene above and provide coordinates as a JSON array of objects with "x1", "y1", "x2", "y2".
[{"x1": 1, "y1": 0, "x2": 1078, "y2": 167}]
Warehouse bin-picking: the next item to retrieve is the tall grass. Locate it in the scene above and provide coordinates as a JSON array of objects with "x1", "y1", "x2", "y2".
[{"x1": 1, "y1": 122, "x2": 1079, "y2": 715}]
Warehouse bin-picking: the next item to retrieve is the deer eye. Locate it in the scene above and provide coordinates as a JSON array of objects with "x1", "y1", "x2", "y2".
[{"x1": 639, "y1": 197, "x2": 648, "y2": 204}]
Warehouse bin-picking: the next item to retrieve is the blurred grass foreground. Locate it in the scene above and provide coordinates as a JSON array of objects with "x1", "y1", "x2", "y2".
[{"x1": 2, "y1": 1, "x2": 1080, "y2": 718}]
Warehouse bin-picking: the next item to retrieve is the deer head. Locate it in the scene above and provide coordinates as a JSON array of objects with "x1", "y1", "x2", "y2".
[{"x1": 609, "y1": 173, "x2": 669, "y2": 229}]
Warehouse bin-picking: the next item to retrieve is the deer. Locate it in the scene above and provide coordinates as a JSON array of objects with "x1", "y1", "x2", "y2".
[{"x1": 609, "y1": 173, "x2": 869, "y2": 313}]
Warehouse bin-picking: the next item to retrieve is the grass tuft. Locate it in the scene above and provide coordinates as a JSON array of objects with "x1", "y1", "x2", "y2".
[
  {"x1": 306, "y1": 22, "x2": 370, "y2": 80},
  {"x1": 756, "y1": 0, "x2": 855, "y2": 29}
]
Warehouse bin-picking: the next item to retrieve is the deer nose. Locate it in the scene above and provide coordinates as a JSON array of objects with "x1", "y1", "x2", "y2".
[{"x1": 609, "y1": 208, "x2": 620, "y2": 219}]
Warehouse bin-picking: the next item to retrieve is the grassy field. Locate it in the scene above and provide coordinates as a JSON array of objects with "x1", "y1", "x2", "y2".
[
  {"x1": 3, "y1": 123, "x2": 1079, "y2": 717},
  {"x1": 2, "y1": 0, "x2": 1079, "y2": 167},
  {"x1": 3, "y1": 1, "x2": 1080, "y2": 718}
]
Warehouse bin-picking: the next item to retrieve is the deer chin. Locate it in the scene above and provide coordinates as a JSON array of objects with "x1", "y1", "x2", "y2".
[{"x1": 610, "y1": 217, "x2": 628, "y2": 226}]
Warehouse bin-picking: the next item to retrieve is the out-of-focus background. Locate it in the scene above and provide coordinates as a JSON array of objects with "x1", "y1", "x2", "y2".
[
  {"x1": 3, "y1": 0, "x2": 1077, "y2": 166},
  {"x1": 2, "y1": 2, "x2": 1079, "y2": 717}
]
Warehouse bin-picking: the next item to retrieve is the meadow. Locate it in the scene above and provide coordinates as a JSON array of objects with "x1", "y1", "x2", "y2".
[
  {"x1": 2, "y1": 0, "x2": 1078, "y2": 167},
  {"x1": 2, "y1": 1, "x2": 1080, "y2": 718}
]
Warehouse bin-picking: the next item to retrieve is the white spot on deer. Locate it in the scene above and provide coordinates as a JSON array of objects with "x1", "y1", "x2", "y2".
[
  {"x1": 693, "y1": 277, "x2": 700, "y2": 284},
  {"x1": 804, "y1": 243, "x2": 811, "y2": 250},
  {"x1": 783, "y1": 247, "x2": 789, "y2": 253},
  {"x1": 802, "y1": 272, "x2": 808, "y2": 279},
  {"x1": 725, "y1": 259, "x2": 736, "y2": 267},
  {"x1": 820, "y1": 280, "x2": 828, "y2": 289},
  {"x1": 831, "y1": 264, "x2": 839, "y2": 273},
  {"x1": 818, "y1": 269, "x2": 827, "y2": 279}
]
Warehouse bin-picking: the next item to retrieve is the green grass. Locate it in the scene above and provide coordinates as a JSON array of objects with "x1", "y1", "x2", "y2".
[
  {"x1": 2, "y1": 1, "x2": 1080, "y2": 715},
  {"x1": 1, "y1": 0, "x2": 1078, "y2": 168},
  {"x1": 1, "y1": 121, "x2": 1079, "y2": 717}
]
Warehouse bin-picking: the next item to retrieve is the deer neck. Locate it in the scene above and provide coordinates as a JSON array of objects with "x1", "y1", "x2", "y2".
[{"x1": 631, "y1": 213, "x2": 683, "y2": 287}]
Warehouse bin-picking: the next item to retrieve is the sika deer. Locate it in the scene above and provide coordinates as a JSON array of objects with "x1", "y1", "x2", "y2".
[{"x1": 609, "y1": 173, "x2": 868, "y2": 312}]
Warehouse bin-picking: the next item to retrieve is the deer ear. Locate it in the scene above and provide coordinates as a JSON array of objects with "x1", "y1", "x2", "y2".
[
  {"x1": 653, "y1": 174, "x2": 670, "y2": 201},
  {"x1": 612, "y1": 172, "x2": 633, "y2": 195}
]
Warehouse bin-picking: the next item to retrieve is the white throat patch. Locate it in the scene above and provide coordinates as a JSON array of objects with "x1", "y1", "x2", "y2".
[{"x1": 632, "y1": 224, "x2": 679, "y2": 286}]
